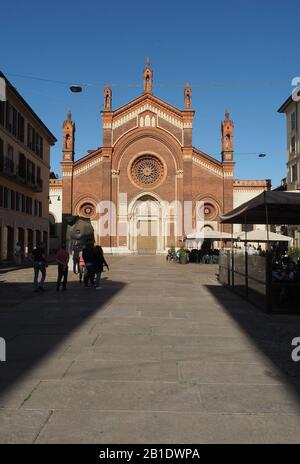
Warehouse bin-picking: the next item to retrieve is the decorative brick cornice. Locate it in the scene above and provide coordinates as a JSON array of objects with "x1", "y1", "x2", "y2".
[
  {"x1": 73, "y1": 156, "x2": 103, "y2": 177},
  {"x1": 233, "y1": 179, "x2": 271, "y2": 189},
  {"x1": 192, "y1": 156, "x2": 223, "y2": 177},
  {"x1": 49, "y1": 179, "x2": 62, "y2": 187},
  {"x1": 112, "y1": 103, "x2": 184, "y2": 130}
]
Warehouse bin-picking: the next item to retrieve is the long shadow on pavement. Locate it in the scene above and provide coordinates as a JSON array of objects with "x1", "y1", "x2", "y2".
[
  {"x1": 206, "y1": 284, "x2": 300, "y2": 401},
  {"x1": 0, "y1": 270, "x2": 126, "y2": 398}
]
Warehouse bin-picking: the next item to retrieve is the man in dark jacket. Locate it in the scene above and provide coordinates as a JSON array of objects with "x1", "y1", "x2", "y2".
[
  {"x1": 56, "y1": 244, "x2": 69, "y2": 291},
  {"x1": 93, "y1": 246, "x2": 109, "y2": 290},
  {"x1": 31, "y1": 242, "x2": 47, "y2": 292}
]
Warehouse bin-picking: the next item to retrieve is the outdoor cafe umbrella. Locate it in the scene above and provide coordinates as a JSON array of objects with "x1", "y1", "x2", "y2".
[
  {"x1": 220, "y1": 191, "x2": 300, "y2": 249},
  {"x1": 220, "y1": 191, "x2": 300, "y2": 225},
  {"x1": 235, "y1": 229, "x2": 292, "y2": 243},
  {"x1": 185, "y1": 230, "x2": 233, "y2": 247}
]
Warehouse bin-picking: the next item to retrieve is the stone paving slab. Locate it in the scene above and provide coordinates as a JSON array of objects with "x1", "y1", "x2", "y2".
[
  {"x1": 63, "y1": 344, "x2": 163, "y2": 362},
  {"x1": 34, "y1": 410, "x2": 300, "y2": 444},
  {"x1": 95, "y1": 333, "x2": 256, "y2": 348},
  {"x1": 0, "y1": 358, "x2": 72, "y2": 382},
  {"x1": 151, "y1": 321, "x2": 247, "y2": 336},
  {"x1": 179, "y1": 361, "x2": 285, "y2": 385},
  {"x1": 0, "y1": 409, "x2": 51, "y2": 444},
  {"x1": 198, "y1": 383, "x2": 300, "y2": 414},
  {"x1": 161, "y1": 344, "x2": 271, "y2": 363},
  {"x1": 0, "y1": 379, "x2": 40, "y2": 408},
  {"x1": 1, "y1": 256, "x2": 300, "y2": 443},
  {"x1": 21, "y1": 379, "x2": 201, "y2": 412},
  {"x1": 62, "y1": 359, "x2": 179, "y2": 382}
]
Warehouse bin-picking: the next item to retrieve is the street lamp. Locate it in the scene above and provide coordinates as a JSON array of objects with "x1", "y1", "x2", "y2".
[
  {"x1": 234, "y1": 152, "x2": 268, "y2": 157},
  {"x1": 69, "y1": 85, "x2": 82, "y2": 93}
]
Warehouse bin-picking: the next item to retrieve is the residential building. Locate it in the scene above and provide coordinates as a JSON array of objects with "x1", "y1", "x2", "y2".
[
  {"x1": 0, "y1": 71, "x2": 56, "y2": 261},
  {"x1": 278, "y1": 90, "x2": 300, "y2": 245}
]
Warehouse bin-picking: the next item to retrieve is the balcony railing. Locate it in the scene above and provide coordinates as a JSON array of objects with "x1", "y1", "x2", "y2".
[{"x1": 2, "y1": 161, "x2": 44, "y2": 192}]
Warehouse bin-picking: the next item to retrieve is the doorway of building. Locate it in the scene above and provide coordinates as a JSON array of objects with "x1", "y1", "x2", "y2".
[
  {"x1": 137, "y1": 220, "x2": 157, "y2": 254},
  {"x1": 6, "y1": 226, "x2": 14, "y2": 260},
  {"x1": 18, "y1": 227, "x2": 25, "y2": 251},
  {"x1": 129, "y1": 194, "x2": 163, "y2": 254},
  {"x1": 36, "y1": 230, "x2": 41, "y2": 246},
  {"x1": 27, "y1": 229, "x2": 34, "y2": 254}
]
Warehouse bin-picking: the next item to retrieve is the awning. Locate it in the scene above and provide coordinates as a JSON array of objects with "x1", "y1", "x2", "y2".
[
  {"x1": 186, "y1": 230, "x2": 233, "y2": 240},
  {"x1": 220, "y1": 191, "x2": 300, "y2": 225},
  {"x1": 236, "y1": 229, "x2": 292, "y2": 242}
]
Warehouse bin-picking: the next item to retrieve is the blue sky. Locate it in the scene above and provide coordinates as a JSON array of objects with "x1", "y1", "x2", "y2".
[{"x1": 1, "y1": 0, "x2": 299, "y2": 187}]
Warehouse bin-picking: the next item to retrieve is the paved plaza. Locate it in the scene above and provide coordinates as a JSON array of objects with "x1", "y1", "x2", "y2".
[{"x1": 1, "y1": 256, "x2": 300, "y2": 443}]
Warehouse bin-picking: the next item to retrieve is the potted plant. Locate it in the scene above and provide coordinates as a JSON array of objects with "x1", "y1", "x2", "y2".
[
  {"x1": 288, "y1": 246, "x2": 300, "y2": 262},
  {"x1": 179, "y1": 247, "x2": 188, "y2": 264}
]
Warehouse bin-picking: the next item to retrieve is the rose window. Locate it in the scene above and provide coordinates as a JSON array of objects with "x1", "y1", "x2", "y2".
[
  {"x1": 131, "y1": 155, "x2": 164, "y2": 186},
  {"x1": 198, "y1": 203, "x2": 217, "y2": 221},
  {"x1": 79, "y1": 203, "x2": 96, "y2": 218}
]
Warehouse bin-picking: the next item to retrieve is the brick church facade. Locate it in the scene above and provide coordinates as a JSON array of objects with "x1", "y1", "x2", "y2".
[{"x1": 50, "y1": 61, "x2": 270, "y2": 254}]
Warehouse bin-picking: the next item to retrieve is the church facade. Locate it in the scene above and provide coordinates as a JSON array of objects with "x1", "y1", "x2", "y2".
[{"x1": 49, "y1": 61, "x2": 270, "y2": 254}]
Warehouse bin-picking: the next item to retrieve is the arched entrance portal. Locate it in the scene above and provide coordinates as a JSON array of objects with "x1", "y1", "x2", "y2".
[{"x1": 129, "y1": 194, "x2": 164, "y2": 254}]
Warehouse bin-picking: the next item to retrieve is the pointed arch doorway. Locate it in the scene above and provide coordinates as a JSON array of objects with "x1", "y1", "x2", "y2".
[{"x1": 129, "y1": 194, "x2": 164, "y2": 255}]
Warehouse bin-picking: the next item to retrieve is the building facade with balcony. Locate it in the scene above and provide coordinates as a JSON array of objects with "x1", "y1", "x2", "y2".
[
  {"x1": 278, "y1": 91, "x2": 300, "y2": 246},
  {"x1": 0, "y1": 72, "x2": 56, "y2": 261},
  {"x1": 278, "y1": 93, "x2": 300, "y2": 189}
]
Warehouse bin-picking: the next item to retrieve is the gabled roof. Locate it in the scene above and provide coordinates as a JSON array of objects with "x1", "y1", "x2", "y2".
[
  {"x1": 73, "y1": 147, "x2": 102, "y2": 167},
  {"x1": 193, "y1": 147, "x2": 223, "y2": 168},
  {"x1": 277, "y1": 95, "x2": 294, "y2": 113},
  {"x1": 106, "y1": 92, "x2": 194, "y2": 118}
]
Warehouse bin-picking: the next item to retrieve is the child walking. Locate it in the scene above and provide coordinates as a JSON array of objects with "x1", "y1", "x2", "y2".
[{"x1": 78, "y1": 250, "x2": 85, "y2": 284}]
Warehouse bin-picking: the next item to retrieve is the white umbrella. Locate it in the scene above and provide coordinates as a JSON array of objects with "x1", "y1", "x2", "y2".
[
  {"x1": 236, "y1": 229, "x2": 292, "y2": 242},
  {"x1": 186, "y1": 230, "x2": 233, "y2": 241}
]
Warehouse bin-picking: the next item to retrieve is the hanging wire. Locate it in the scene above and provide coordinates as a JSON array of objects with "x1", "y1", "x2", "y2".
[{"x1": 4, "y1": 72, "x2": 290, "y2": 89}]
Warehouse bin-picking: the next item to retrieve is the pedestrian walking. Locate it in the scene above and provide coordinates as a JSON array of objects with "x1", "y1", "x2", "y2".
[
  {"x1": 72, "y1": 241, "x2": 81, "y2": 274},
  {"x1": 82, "y1": 241, "x2": 95, "y2": 287},
  {"x1": 78, "y1": 250, "x2": 85, "y2": 284},
  {"x1": 14, "y1": 242, "x2": 23, "y2": 265},
  {"x1": 56, "y1": 244, "x2": 69, "y2": 291},
  {"x1": 31, "y1": 242, "x2": 47, "y2": 292},
  {"x1": 93, "y1": 245, "x2": 109, "y2": 290}
]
